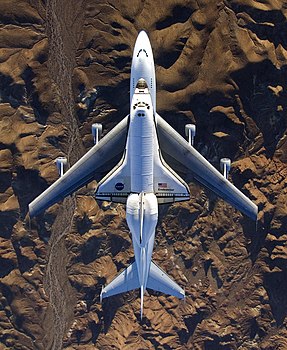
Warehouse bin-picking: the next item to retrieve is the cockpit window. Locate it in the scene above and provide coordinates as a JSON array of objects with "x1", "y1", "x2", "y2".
[
  {"x1": 136, "y1": 78, "x2": 148, "y2": 89},
  {"x1": 136, "y1": 49, "x2": 148, "y2": 57}
]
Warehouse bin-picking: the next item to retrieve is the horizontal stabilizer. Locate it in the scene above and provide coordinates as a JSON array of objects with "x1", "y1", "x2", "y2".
[
  {"x1": 147, "y1": 261, "x2": 185, "y2": 299},
  {"x1": 101, "y1": 262, "x2": 139, "y2": 299}
]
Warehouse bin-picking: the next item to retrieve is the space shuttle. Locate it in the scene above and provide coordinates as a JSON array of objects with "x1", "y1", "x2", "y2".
[{"x1": 29, "y1": 31, "x2": 258, "y2": 319}]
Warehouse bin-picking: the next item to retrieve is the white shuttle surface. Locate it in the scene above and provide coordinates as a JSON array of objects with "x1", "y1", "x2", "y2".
[{"x1": 29, "y1": 31, "x2": 258, "y2": 319}]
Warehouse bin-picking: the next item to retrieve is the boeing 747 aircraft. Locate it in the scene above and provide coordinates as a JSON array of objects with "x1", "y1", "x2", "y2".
[{"x1": 29, "y1": 31, "x2": 258, "y2": 319}]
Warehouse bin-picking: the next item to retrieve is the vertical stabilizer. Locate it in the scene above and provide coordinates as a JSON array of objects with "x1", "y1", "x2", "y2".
[
  {"x1": 140, "y1": 192, "x2": 144, "y2": 244},
  {"x1": 140, "y1": 285, "x2": 144, "y2": 320}
]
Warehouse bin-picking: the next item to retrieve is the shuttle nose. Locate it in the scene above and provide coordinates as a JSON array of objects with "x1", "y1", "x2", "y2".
[{"x1": 138, "y1": 30, "x2": 149, "y2": 40}]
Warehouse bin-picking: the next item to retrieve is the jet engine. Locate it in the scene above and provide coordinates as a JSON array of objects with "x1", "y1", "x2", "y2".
[
  {"x1": 220, "y1": 158, "x2": 231, "y2": 179},
  {"x1": 56, "y1": 157, "x2": 68, "y2": 177},
  {"x1": 92, "y1": 123, "x2": 102, "y2": 145}
]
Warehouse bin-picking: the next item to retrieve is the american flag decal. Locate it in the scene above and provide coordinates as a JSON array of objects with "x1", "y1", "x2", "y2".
[{"x1": 158, "y1": 182, "x2": 168, "y2": 189}]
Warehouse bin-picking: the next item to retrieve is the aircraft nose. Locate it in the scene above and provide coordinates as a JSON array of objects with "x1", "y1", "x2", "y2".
[
  {"x1": 135, "y1": 30, "x2": 150, "y2": 47},
  {"x1": 138, "y1": 30, "x2": 148, "y2": 39}
]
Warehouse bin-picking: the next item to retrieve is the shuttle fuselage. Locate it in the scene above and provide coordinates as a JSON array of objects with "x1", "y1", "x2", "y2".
[{"x1": 126, "y1": 82, "x2": 158, "y2": 300}]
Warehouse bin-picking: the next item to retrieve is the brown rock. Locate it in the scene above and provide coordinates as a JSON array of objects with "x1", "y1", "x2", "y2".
[{"x1": 1, "y1": 0, "x2": 287, "y2": 349}]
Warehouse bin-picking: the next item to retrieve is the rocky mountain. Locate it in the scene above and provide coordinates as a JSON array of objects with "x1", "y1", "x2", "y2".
[{"x1": 0, "y1": 0, "x2": 287, "y2": 349}]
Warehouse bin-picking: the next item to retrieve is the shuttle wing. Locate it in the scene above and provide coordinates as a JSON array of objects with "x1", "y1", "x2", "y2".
[
  {"x1": 154, "y1": 151, "x2": 190, "y2": 204},
  {"x1": 95, "y1": 150, "x2": 131, "y2": 203},
  {"x1": 156, "y1": 114, "x2": 258, "y2": 220},
  {"x1": 29, "y1": 116, "x2": 129, "y2": 217}
]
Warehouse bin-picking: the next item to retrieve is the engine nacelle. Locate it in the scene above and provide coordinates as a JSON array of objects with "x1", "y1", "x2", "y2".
[
  {"x1": 126, "y1": 193, "x2": 158, "y2": 247},
  {"x1": 185, "y1": 124, "x2": 196, "y2": 146},
  {"x1": 56, "y1": 157, "x2": 68, "y2": 177},
  {"x1": 92, "y1": 123, "x2": 102, "y2": 145},
  {"x1": 220, "y1": 158, "x2": 231, "y2": 179}
]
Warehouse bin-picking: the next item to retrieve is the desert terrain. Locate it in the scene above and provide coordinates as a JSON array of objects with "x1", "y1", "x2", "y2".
[{"x1": 0, "y1": 0, "x2": 287, "y2": 349}]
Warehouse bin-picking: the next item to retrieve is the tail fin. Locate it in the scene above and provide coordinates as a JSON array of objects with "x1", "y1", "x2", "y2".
[
  {"x1": 140, "y1": 285, "x2": 144, "y2": 320},
  {"x1": 147, "y1": 261, "x2": 185, "y2": 299}
]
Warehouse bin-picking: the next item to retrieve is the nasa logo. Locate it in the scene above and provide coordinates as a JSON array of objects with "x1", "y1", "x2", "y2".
[{"x1": 115, "y1": 182, "x2": 124, "y2": 191}]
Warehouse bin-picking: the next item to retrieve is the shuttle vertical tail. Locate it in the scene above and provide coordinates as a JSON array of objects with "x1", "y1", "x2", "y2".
[{"x1": 140, "y1": 285, "x2": 144, "y2": 320}]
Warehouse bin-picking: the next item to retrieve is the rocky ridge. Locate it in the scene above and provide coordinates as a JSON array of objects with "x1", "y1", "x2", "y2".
[{"x1": 0, "y1": 0, "x2": 287, "y2": 349}]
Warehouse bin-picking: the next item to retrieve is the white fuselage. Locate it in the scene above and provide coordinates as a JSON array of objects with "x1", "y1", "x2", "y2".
[
  {"x1": 130, "y1": 31, "x2": 156, "y2": 114},
  {"x1": 126, "y1": 31, "x2": 158, "y2": 291},
  {"x1": 126, "y1": 87, "x2": 158, "y2": 291},
  {"x1": 129, "y1": 87, "x2": 154, "y2": 193}
]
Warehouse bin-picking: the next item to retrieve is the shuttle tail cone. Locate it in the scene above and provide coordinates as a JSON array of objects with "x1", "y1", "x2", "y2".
[
  {"x1": 220, "y1": 158, "x2": 231, "y2": 179},
  {"x1": 140, "y1": 285, "x2": 144, "y2": 321},
  {"x1": 185, "y1": 124, "x2": 196, "y2": 146},
  {"x1": 56, "y1": 157, "x2": 68, "y2": 177},
  {"x1": 126, "y1": 193, "x2": 158, "y2": 247},
  {"x1": 92, "y1": 123, "x2": 103, "y2": 145}
]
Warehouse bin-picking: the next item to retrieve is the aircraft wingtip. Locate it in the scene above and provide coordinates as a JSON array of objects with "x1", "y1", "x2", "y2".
[
  {"x1": 28, "y1": 202, "x2": 36, "y2": 219},
  {"x1": 24, "y1": 212, "x2": 31, "y2": 230},
  {"x1": 100, "y1": 286, "x2": 104, "y2": 304}
]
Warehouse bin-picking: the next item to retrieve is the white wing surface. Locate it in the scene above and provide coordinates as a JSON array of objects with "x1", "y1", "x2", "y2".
[
  {"x1": 29, "y1": 116, "x2": 129, "y2": 217},
  {"x1": 95, "y1": 151, "x2": 131, "y2": 203},
  {"x1": 147, "y1": 261, "x2": 185, "y2": 299},
  {"x1": 101, "y1": 262, "x2": 139, "y2": 299},
  {"x1": 156, "y1": 114, "x2": 258, "y2": 220},
  {"x1": 154, "y1": 151, "x2": 190, "y2": 204}
]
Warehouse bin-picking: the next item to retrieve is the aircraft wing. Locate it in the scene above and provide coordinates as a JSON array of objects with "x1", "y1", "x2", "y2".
[
  {"x1": 156, "y1": 114, "x2": 258, "y2": 220},
  {"x1": 29, "y1": 116, "x2": 129, "y2": 217}
]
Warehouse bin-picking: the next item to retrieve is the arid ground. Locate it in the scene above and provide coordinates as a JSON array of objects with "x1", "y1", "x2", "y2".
[{"x1": 1, "y1": 1, "x2": 287, "y2": 349}]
